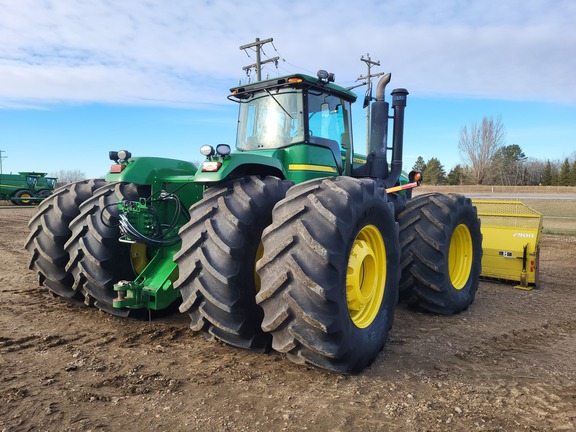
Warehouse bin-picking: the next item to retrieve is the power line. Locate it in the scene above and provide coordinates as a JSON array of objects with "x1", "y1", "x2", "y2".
[
  {"x1": 357, "y1": 54, "x2": 387, "y2": 145},
  {"x1": 239, "y1": 37, "x2": 279, "y2": 82},
  {"x1": 270, "y1": 42, "x2": 315, "y2": 75}
]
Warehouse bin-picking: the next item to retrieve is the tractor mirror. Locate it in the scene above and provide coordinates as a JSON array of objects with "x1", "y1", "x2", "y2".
[
  {"x1": 363, "y1": 84, "x2": 372, "y2": 109},
  {"x1": 363, "y1": 95, "x2": 371, "y2": 109}
]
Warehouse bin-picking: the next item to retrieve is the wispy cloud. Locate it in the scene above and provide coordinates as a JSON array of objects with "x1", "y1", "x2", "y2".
[{"x1": 1, "y1": 0, "x2": 575, "y2": 108}]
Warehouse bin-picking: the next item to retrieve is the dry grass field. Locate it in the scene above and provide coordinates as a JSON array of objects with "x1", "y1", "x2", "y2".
[{"x1": 417, "y1": 186, "x2": 576, "y2": 235}]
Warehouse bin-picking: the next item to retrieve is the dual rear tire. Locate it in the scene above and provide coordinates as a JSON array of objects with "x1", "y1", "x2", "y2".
[
  {"x1": 398, "y1": 192, "x2": 482, "y2": 314},
  {"x1": 26, "y1": 180, "x2": 150, "y2": 317},
  {"x1": 26, "y1": 180, "x2": 107, "y2": 302}
]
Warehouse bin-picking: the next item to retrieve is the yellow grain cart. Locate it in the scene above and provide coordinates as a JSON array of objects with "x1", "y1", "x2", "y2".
[{"x1": 473, "y1": 200, "x2": 543, "y2": 290}]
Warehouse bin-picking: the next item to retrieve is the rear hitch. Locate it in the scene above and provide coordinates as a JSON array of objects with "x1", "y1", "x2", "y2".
[{"x1": 113, "y1": 280, "x2": 145, "y2": 309}]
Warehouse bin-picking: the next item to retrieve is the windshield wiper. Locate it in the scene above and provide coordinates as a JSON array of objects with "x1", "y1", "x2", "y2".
[{"x1": 265, "y1": 89, "x2": 293, "y2": 119}]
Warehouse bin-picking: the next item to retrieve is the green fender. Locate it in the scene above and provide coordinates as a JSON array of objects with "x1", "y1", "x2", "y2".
[
  {"x1": 193, "y1": 151, "x2": 286, "y2": 183},
  {"x1": 105, "y1": 157, "x2": 197, "y2": 185}
]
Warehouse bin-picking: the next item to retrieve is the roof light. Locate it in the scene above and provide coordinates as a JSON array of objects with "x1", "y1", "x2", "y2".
[
  {"x1": 317, "y1": 70, "x2": 335, "y2": 83},
  {"x1": 288, "y1": 77, "x2": 303, "y2": 84},
  {"x1": 109, "y1": 150, "x2": 132, "y2": 162},
  {"x1": 216, "y1": 144, "x2": 231, "y2": 156},
  {"x1": 200, "y1": 145, "x2": 215, "y2": 157},
  {"x1": 117, "y1": 150, "x2": 132, "y2": 160}
]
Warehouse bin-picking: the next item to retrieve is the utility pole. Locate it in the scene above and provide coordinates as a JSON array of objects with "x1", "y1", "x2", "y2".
[
  {"x1": 0, "y1": 149, "x2": 6, "y2": 175},
  {"x1": 357, "y1": 54, "x2": 387, "y2": 145},
  {"x1": 239, "y1": 37, "x2": 279, "y2": 82}
]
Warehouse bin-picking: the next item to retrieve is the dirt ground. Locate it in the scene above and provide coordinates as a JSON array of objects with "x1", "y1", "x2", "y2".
[{"x1": 1, "y1": 207, "x2": 575, "y2": 432}]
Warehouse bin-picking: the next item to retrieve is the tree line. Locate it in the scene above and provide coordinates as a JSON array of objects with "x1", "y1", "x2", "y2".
[{"x1": 413, "y1": 115, "x2": 576, "y2": 186}]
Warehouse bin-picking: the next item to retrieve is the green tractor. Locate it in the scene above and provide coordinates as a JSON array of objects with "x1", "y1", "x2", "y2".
[{"x1": 26, "y1": 70, "x2": 482, "y2": 373}]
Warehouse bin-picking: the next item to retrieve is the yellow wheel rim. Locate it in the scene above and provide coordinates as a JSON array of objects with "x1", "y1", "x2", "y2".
[
  {"x1": 21, "y1": 193, "x2": 32, "y2": 204},
  {"x1": 346, "y1": 225, "x2": 386, "y2": 329},
  {"x1": 448, "y1": 224, "x2": 473, "y2": 290},
  {"x1": 130, "y1": 243, "x2": 149, "y2": 274},
  {"x1": 254, "y1": 241, "x2": 264, "y2": 293}
]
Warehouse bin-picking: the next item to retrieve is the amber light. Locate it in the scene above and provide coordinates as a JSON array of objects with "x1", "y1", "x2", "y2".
[
  {"x1": 110, "y1": 164, "x2": 125, "y2": 173},
  {"x1": 414, "y1": 172, "x2": 422, "y2": 182},
  {"x1": 202, "y1": 161, "x2": 222, "y2": 172},
  {"x1": 288, "y1": 77, "x2": 303, "y2": 84}
]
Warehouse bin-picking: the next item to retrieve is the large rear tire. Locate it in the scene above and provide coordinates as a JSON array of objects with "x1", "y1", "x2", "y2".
[
  {"x1": 174, "y1": 176, "x2": 292, "y2": 351},
  {"x1": 25, "y1": 179, "x2": 107, "y2": 302},
  {"x1": 398, "y1": 193, "x2": 482, "y2": 314},
  {"x1": 64, "y1": 182, "x2": 150, "y2": 317},
  {"x1": 256, "y1": 177, "x2": 400, "y2": 373}
]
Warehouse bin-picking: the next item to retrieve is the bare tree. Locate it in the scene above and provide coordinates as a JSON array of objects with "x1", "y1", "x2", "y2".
[
  {"x1": 49, "y1": 169, "x2": 87, "y2": 187},
  {"x1": 458, "y1": 115, "x2": 506, "y2": 184}
]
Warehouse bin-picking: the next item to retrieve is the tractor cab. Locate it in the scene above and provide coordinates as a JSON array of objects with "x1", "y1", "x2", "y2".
[
  {"x1": 194, "y1": 72, "x2": 358, "y2": 183},
  {"x1": 230, "y1": 71, "x2": 356, "y2": 176}
]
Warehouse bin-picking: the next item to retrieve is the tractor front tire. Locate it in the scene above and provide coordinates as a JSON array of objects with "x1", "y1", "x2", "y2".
[
  {"x1": 256, "y1": 177, "x2": 400, "y2": 373},
  {"x1": 25, "y1": 179, "x2": 107, "y2": 302},
  {"x1": 174, "y1": 176, "x2": 292, "y2": 351},
  {"x1": 398, "y1": 193, "x2": 482, "y2": 315},
  {"x1": 64, "y1": 182, "x2": 150, "y2": 317}
]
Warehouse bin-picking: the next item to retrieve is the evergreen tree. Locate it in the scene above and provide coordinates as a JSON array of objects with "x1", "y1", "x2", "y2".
[
  {"x1": 571, "y1": 160, "x2": 576, "y2": 186},
  {"x1": 422, "y1": 157, "x2": 447, "y2": 185},
  {"x1": 447, "y1": 164, "x2": 465, "y2": 185},
  {"x1": 551, "y1": 170, "x2": 559, "y2": 186},
  {"x1": 541, "y1": 160, "x2": 553, "y2": 186},
  {"x1": 559, "y1": 158, "x2": 571, "y2": 186},
  {"x1": 412, "y1": 156, "x2": 426, "y2": 172}
]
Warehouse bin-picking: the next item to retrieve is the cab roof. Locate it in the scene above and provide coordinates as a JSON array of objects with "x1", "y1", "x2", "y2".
[{"x1": 230, "y1": 73, "x2": 357, "y2": 103}]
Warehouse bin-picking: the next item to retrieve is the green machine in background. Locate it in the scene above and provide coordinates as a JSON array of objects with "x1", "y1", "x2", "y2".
[{"x1": 0, "y1": 172, "x2": 57, "y2": 205}]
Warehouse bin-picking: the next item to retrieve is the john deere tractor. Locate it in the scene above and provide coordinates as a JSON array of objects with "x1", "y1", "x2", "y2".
[{"x1": 26, "y1": 70, "x2": 482, "y2": 373}]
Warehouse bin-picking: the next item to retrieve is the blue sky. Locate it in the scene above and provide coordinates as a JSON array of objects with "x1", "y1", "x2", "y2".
[{"x1": 1, "y1": 0, "x2": 575, "y2": 179}]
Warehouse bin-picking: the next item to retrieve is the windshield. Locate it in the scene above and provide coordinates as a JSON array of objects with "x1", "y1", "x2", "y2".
[
  {"x1": 237, "y1": 89, "x2": 304, "y2": 151},
  {"x1": 307, "y1": 92, "x2": 351, "y2": 150}
]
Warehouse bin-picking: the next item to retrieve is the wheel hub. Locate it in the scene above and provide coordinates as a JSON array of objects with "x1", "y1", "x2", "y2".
[
  {"x1": 347, "y1": 240, "x2": 376, "y2": 311},
  {"x1": 449, "y1": 223, "x2": 473, "y2": 290},
  {"x1": 346, "y1": 225, "x2": 386, "y2": 328}
]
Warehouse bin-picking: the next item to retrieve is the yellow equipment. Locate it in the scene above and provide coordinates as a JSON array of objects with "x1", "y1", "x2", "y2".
[{"x1": 473, "y1": 200, "x2": 543, "y2": 290}]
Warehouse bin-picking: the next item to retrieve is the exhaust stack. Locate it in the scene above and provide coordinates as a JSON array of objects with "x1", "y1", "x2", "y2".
[
  {"x1": 353, "y1": 73, "x2": 409, "y2": 187},
  {"x1": 387, "y1": 88, "x2": 409, "y2": 188},
  {"x1": 353, "y1": 73, "x2": 391, "y2": 179}
]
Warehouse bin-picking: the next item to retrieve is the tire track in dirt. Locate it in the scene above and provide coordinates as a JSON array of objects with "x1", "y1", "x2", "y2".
[
  {"x1": 455, "y1": 318, "x2": 576, "y2": 361},
  {"x1": 445, "y1": 318, "x2": 576, "y2": 430}
]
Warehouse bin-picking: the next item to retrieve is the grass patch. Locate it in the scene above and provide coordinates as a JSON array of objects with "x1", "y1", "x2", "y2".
[
  {"x1": 519, "y1": 199, "x2": 576, "y2": 217},
  {"x1": 515, "y1": 199, "x2": 576, "y2": 235}
]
